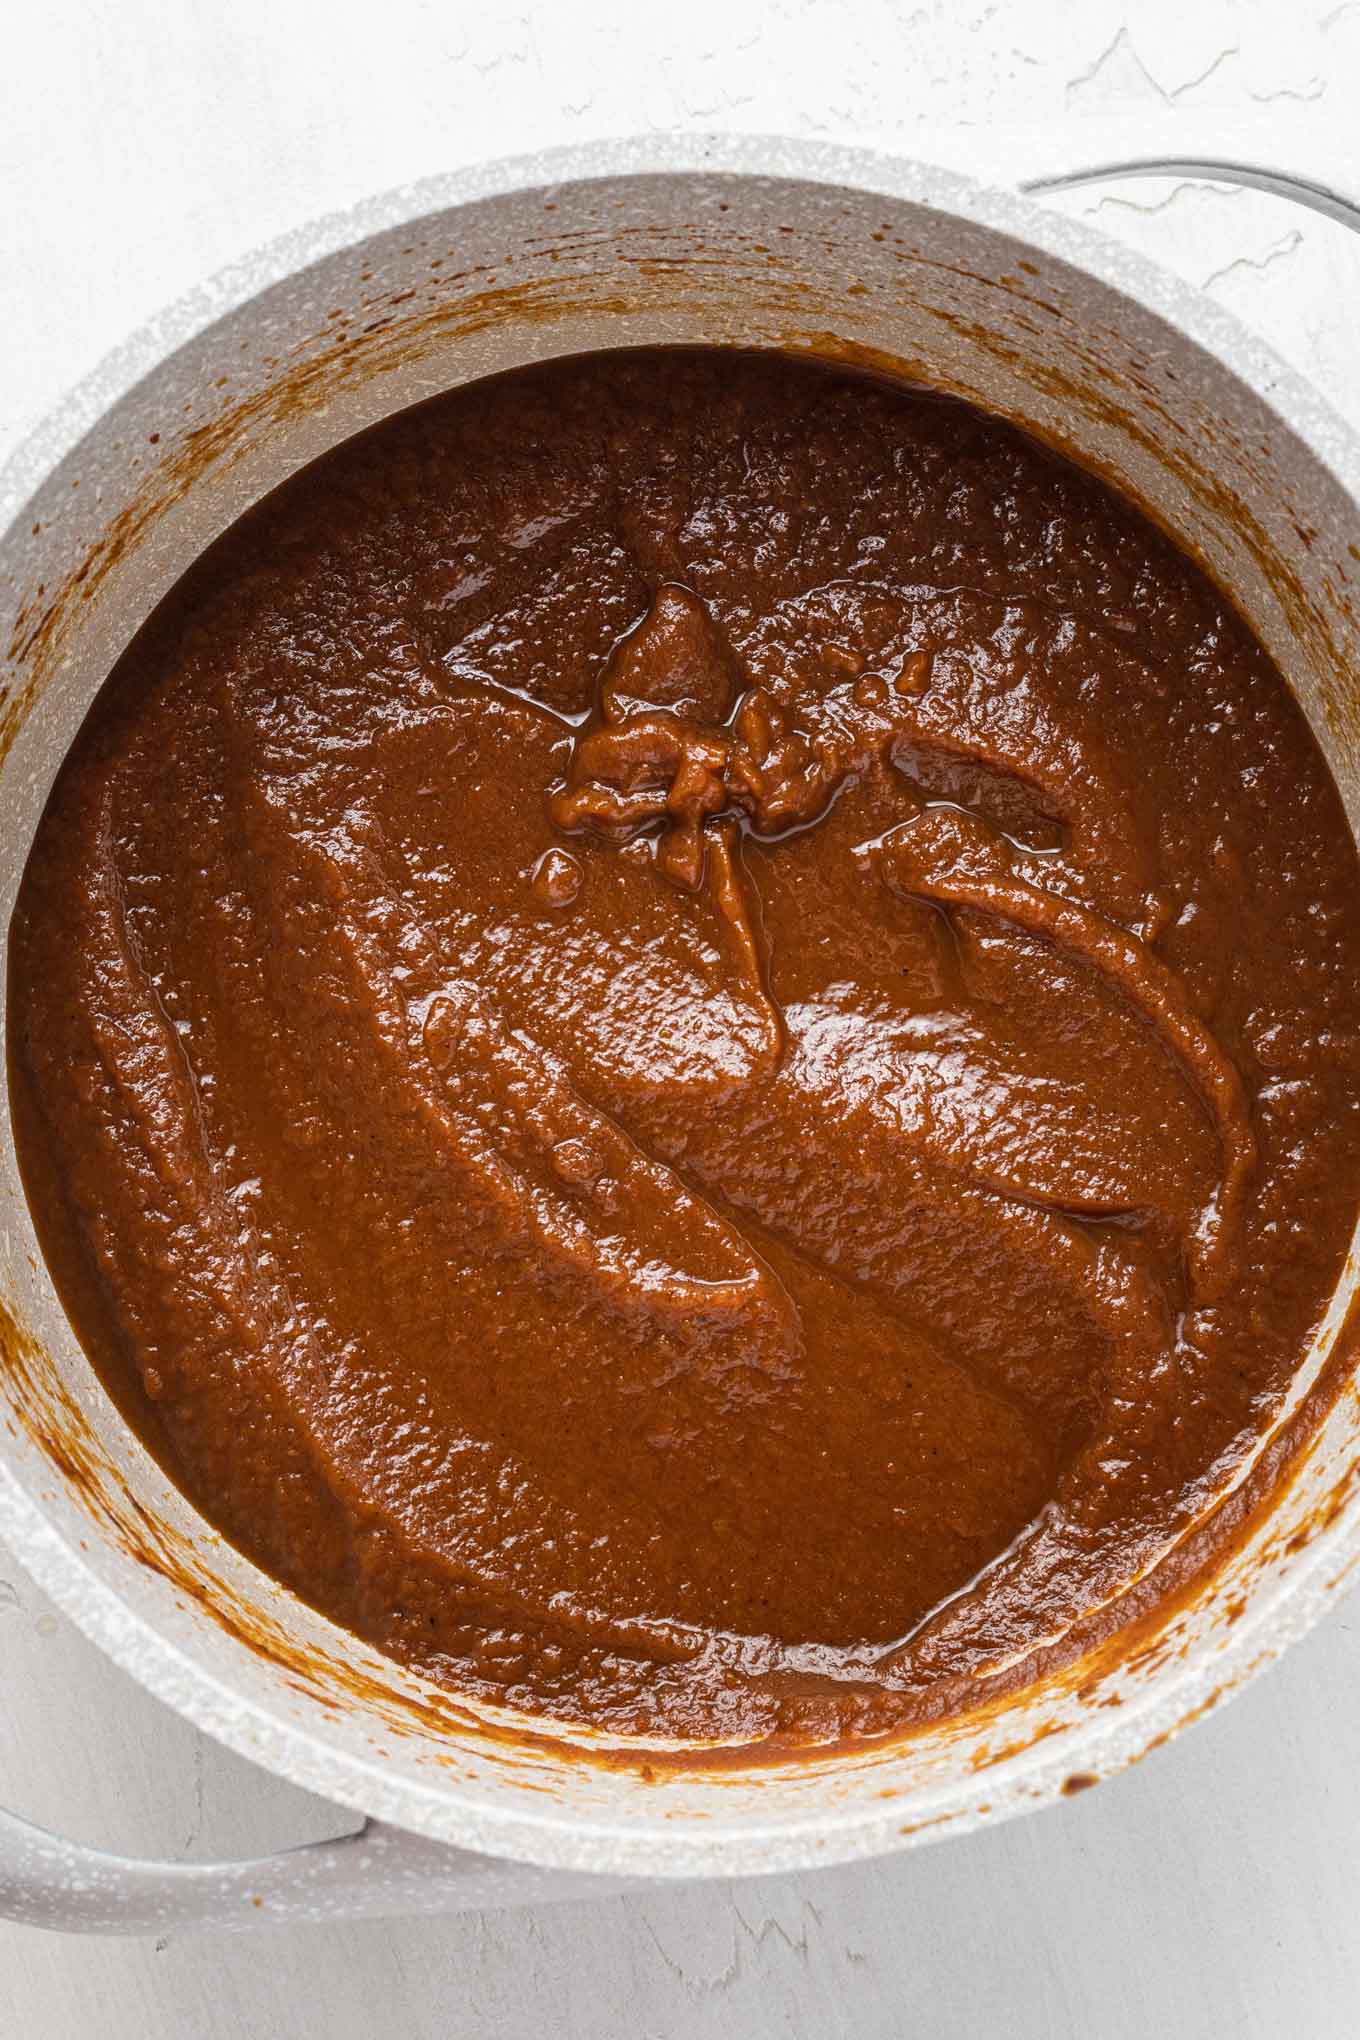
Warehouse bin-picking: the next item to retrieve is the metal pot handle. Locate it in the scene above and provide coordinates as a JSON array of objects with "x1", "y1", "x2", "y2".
[
  {"x1": 4, "y1": 149, "x2": 1359, "y2": 1940},
  {"x1": 1020, "y1": 154, "x2": 1360, "y2": 234},
  {"x1": 0, "y1": 1803, "x2": 631, "y2": 1934}
]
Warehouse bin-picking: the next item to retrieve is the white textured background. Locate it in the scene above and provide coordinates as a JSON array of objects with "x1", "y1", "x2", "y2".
[{"x1": 4, "y1": 2, "x2": 1360, "y2": 2033}]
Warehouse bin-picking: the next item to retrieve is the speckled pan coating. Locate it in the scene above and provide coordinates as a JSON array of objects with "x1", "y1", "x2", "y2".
[{"x1": 1, "y1": 135, "x2": 1359, "y2": 1925}]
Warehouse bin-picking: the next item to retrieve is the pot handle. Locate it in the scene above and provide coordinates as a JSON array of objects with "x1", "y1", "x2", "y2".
[
  {"x1": 1020, "y1": 154, "x2": 1360, "y2": 236},
  {"x1": 0, "y1": 1803, "x2": 631, "y2": 1935}
]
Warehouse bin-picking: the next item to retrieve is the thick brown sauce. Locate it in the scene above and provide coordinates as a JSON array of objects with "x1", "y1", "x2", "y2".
[{"x1": 11, "y1": 349, "x2": 1360, "y2": 1749}]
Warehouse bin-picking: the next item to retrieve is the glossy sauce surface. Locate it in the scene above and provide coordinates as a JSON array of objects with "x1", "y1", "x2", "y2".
[{"x1": 12, "y1": 350, "x2": 1360, "y2": 1747}]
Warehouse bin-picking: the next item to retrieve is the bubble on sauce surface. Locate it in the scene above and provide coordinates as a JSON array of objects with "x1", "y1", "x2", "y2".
[{"x1": 531, "y1": 846, "x2": 583, "y2": 907}]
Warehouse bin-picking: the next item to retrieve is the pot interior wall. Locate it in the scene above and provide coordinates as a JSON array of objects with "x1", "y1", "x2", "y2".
[{"x1": 1, "y1": 156, "x2": 1359, "y2": 1875}]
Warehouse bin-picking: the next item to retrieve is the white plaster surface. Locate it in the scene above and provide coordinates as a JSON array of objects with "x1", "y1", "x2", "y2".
[{"x1": 3, "y1": 1, "x2": 1360, "y2": 2031}]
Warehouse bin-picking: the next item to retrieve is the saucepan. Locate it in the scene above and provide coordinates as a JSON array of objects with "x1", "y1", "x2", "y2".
[{"x1": 2, "y1": 135, "x2": 1360, "y2": 1935}]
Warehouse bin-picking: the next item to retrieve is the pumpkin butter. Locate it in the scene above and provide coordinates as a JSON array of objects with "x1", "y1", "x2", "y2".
[{"x1": 11, "y1": 350, "x2": 1360, "y2": 1748}]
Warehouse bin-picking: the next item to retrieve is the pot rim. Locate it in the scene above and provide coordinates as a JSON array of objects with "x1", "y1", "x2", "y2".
[{"x1": 3, "y1": 130, "x2": 1360, "y2": 1879}]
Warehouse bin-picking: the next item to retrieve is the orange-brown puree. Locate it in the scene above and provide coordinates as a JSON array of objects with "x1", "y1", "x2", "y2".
[{"x1": 11, "y1": 349, "x2": 1360, "y2": 1747}]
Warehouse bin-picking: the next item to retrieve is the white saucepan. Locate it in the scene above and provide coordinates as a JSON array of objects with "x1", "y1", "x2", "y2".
[{"x1": 2, "y1": 135, "x2": 1359, "y2": 1934}]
